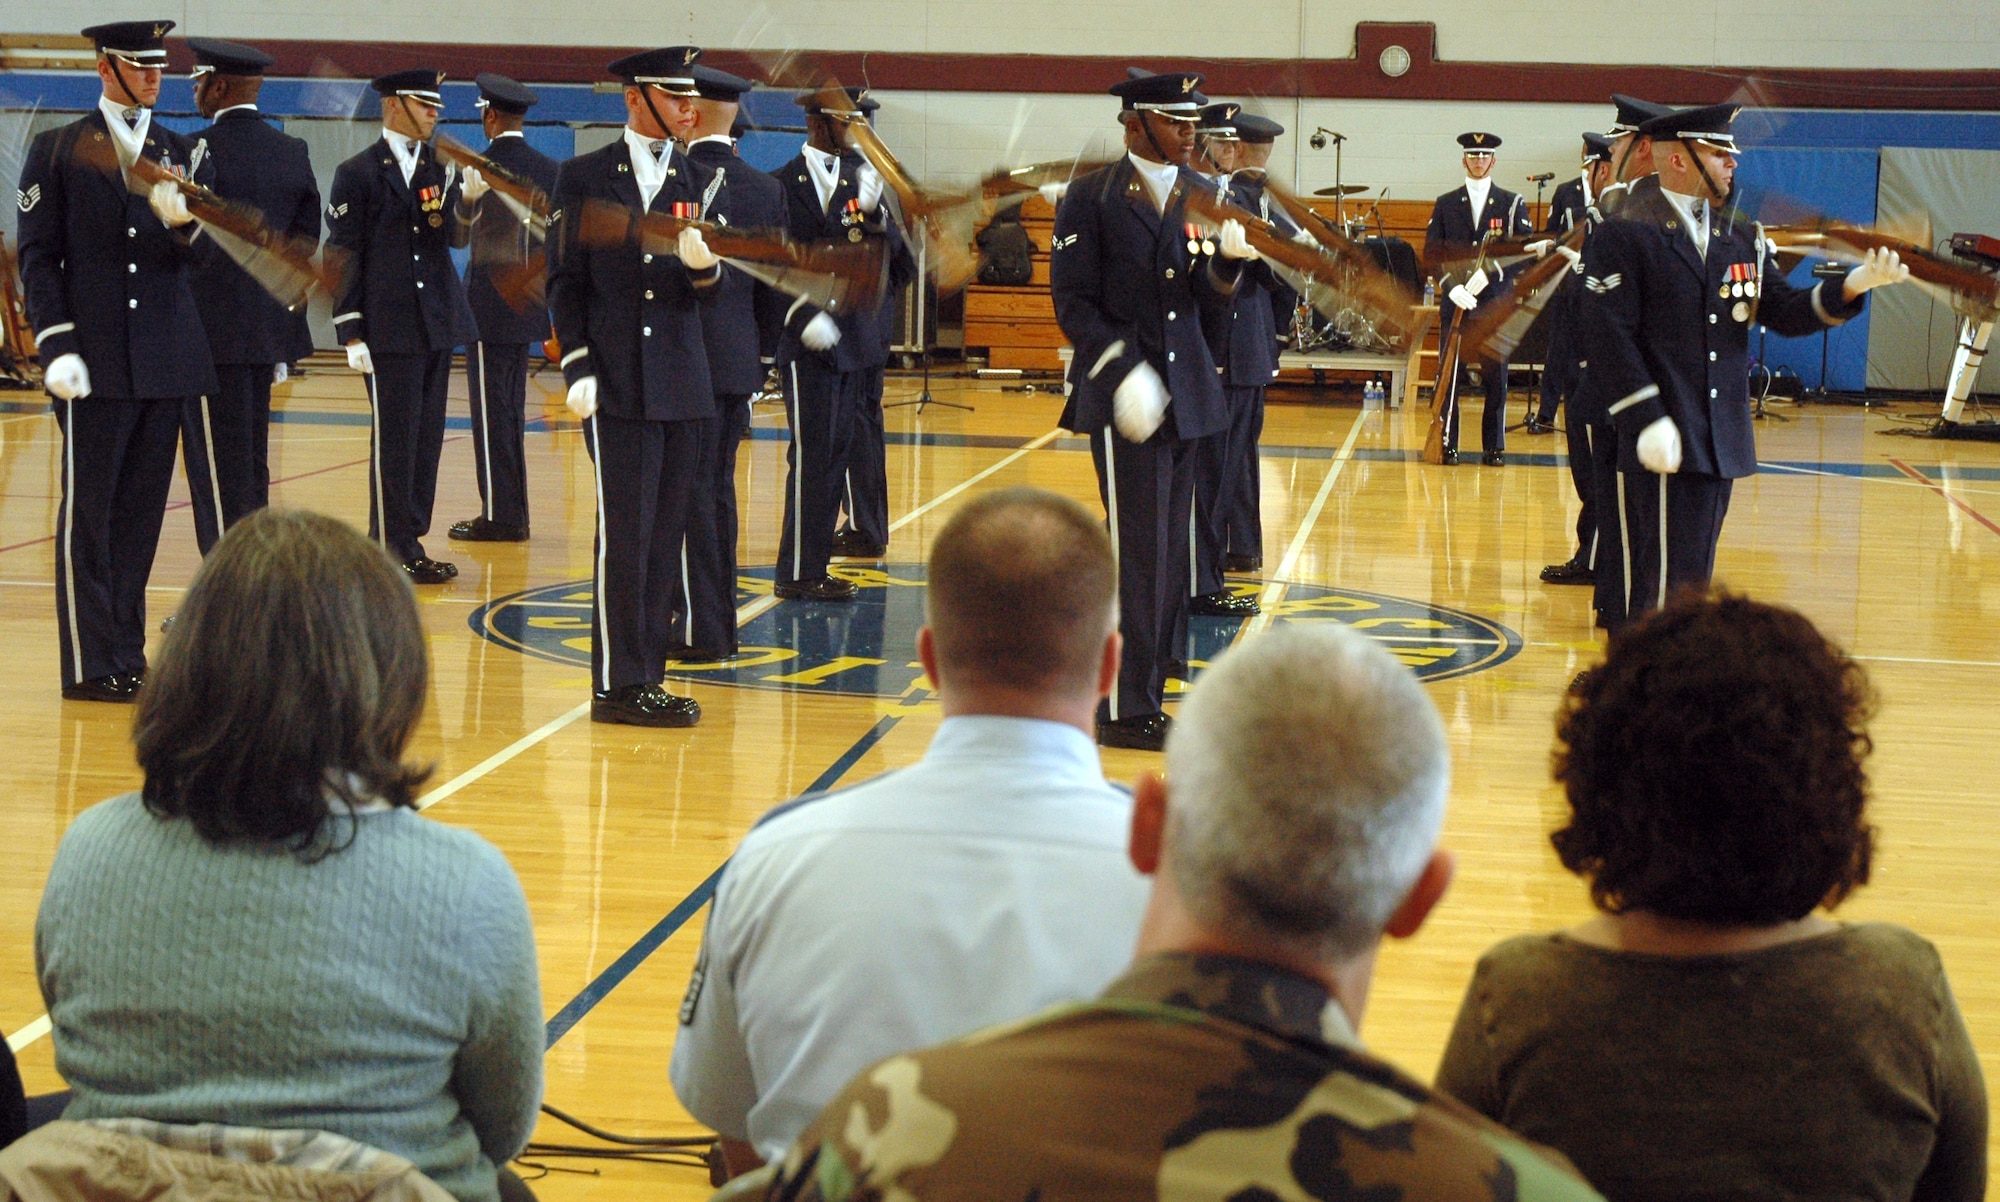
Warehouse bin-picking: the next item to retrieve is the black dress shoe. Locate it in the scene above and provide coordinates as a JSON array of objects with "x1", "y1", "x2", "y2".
[
  {"x1": 448, "y1": 517, "x2": 530, "y2": 542},
  {"x1": 1440, "y1": 449, "x2": 1459, "y2": 466},
  {"x1": 1524, "y1": 419, "x2": 1557, "y2": 435},
  {"x1": 159, "y1": 614, "x2": 175, "y2": 632},
  {"x1": 1483, "y1": 450, "x2": 1505, "y2": 466},
  {"x1": 1222, "y1": 553, "x2": 1262, "y2": 573},
  {"x1": 403, "y1": 557, "x2": 459, "y2": 584},
  {"x1": 1189, "y1": 590, "x2": 1260, "y2": 617},
  {"x1": 62, "y1": 674, "x2": 140, "y2": 703},
  {"x1": 830, "y1": 530, "x2": 888, "y2": 559},
  {"x1": 774, "y1": 575, "x2": 858, "y2": 602},
  {"x1": 592, "y1": 683, "x2": 701, "y2": 727},
  {"x1": 1098, "y1": 712, "x2": 1171, "y2": 752},
  {"x1": 1540, "y1": 559, "x2": 1595, "y2": 585}
]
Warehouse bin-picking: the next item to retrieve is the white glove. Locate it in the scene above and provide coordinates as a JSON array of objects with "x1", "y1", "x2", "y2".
[
  {"x1": 1636, "y1": 416, "x2": 1682, "y2": 475},
  {"x1": 1111, "y1": 361, "x2": 1169, "y2": 443},
  {"x1": 566, "y1": 375, "x2": 599, "y2": 420},
  {"x1": 801, "y1": 312, "x2": 842, "y2": 352},
  {"x1": 272, "y1": 362, "x2": 289, "y2": 385},
  {"x1": 345, "y1": 341, "x2": 374, "y2": 375},
  {"x1": 1554, "y1": 244, "x2": 1583, "y2": 268},
  {"x1": 45, "y1": 353, "x2": 91, "y2": 400},
  {"x1": 1844, "y1": 247, "x2": 1909, "y2": 296},
  {"x1": 458, "y1": 167, "x2": 489, "y2": 204},
  {"x1": 148, "y1": 180, "x2": 193, "y2": 228},
  {"x1": 1463, "y1": 268, "x2": 1490, "y2": 297},
  {"x1": 855, "y1": 164, "x2": 883, "y2": 213},
  {"x1": 677, "y1": 226, "x2": 719, "y2": 272},
  {"x1": 1037, "y1": 182, "x2": 1067, "y2": 207},
  {"x1": 1217, "y1": 219, "x2": 1259, "y2": 262},
  {"x1": 1446, "y1": 284, "x2": 1480, "y2": 310},
  {"x1": 1524, "y1": 238, "x2": 1554, "y2": 257}
]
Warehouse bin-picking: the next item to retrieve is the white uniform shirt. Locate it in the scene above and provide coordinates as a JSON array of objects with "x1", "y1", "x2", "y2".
[{"x1": 668, "y1": 715, "x2": 1150, "y2": 1163}]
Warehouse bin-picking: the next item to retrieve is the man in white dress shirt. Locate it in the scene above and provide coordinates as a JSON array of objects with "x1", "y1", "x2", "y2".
[{"x1": 670, "y1": 487, "x2": 1150, "y2": 1174}]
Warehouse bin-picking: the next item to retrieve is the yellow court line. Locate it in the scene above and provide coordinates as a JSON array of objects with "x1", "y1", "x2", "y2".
[{"x1": 5, "y1": 1014, "x2": 50, "y2": 1055}]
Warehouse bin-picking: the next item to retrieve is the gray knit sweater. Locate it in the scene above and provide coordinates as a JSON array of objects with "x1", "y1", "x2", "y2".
[{"x1": 35, "y1": 794, "x2": 544, "y2": 1202}]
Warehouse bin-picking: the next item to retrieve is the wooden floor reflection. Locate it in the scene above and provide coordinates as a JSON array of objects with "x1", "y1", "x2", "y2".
[{"x1": 3, "y1": 361, "x2": 1997, "y2": 1197}]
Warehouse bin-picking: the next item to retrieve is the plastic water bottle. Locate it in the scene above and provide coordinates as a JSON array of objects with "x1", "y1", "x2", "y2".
[
  {"x1": 1364, "y1": 377, "x2": 1382, "y2": 410},
  {"x1": 1423, "y1": 276, "x2": 1437, "y2": 306}
]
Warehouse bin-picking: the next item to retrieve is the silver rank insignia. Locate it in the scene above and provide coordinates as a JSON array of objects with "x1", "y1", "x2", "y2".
[{"x1": 17, "y1": 184, "x2": 39, "y2": 212}]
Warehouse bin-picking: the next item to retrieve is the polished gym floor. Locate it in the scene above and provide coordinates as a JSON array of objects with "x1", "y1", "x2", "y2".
[{"x1": 3, "y1": 359, "x2": 1996, "y2": 1196}]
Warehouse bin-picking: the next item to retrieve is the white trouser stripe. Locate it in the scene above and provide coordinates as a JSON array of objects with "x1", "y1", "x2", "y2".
[
  {"x1": 681, "y1": 535, "x2": 694, "y2": 648},
  {"x1": 365, "y1": 373, "x2": 388, "y2": 553},
  {"x1": 61, "y1": 408, "x2": 82, "y2": 683},
  {"x1": 1616, "y1": 470, "x2": 1633, "y2": 617},
  {"x1": 1657, "y1": 472, "x2": 1669, "y2": 609},
  {"x1": 789, "y1": 362, "x2": 804, "y2": 580},
  {"x1": 1583, "y1": 425, "x2": 1598, "y2": 568},
  {"x1": 588, "y1": 415, "x2": 612, "y2": 693},
  {"x1": 197, "y1": 396, "x2": 223, "y2": 538},
  {"x1": 1103, "y1": 426, "x2": 1120, "y2": 721},
  {"x1": 1188, "y1": 499, "x2": 1198, "y2": 596},
  {"x1": 475, "y1": 342, "x2": 494, "y2": 521}
]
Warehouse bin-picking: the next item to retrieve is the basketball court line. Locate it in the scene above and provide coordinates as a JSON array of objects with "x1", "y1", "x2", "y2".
[
  {"x1": 1241, "y1": 407, "x2": 1373, "y2": 639},
  {"x1": 1887, "y1": 457, "x2": 2000, "y2": 537}
]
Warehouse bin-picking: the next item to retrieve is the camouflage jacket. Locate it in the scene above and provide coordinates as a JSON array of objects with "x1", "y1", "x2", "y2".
[{"x1": 737, "y1": 952, "x2": 1605, "y2": 1201}]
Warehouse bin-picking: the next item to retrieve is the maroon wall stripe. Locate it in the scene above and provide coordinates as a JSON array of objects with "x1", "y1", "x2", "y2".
[{"x1": 195, "y1": 22, "x2": 2000, "y2": 111}]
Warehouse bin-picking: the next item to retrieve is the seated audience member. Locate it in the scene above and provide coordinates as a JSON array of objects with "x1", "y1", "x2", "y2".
[
  {"x1": 1437, "y1": 591, "x2": 1986, "y2": 1202},
  {"x1": 740, "y1": 624, "x2": 1606, "y2": 1201},
  {"x1": 1, "y1": 1038, "x2": 21, "y2": 1149},
  {"x1": 34, "y1": 509, "x2": 545, "y2": 1202},
  {"x1": 671, "y1": 487, "x2": 1151, "y2": 1170}
]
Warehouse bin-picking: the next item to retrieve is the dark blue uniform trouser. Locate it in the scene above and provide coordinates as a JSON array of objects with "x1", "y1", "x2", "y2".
[
  {"x1": 583, "y1": 412, "x2": 702, "y2": 692},
  {"x1": 1226, "y1": 386, "x2": 1265, "y2": 563},
  {"x1": 1089, "y1": 419, "x2": 1195, "y2": 722},
  {"x1": 1192, "y1": 384, "x2": 1263, "y2": 596},
  {"x1": 1566, "y1": 416, "x2": 1599, "y2": 569},
  {"x1": 1588, "y1": 422, "x2": 1624, "y2": 627},
  {"x1": 53, "y1": 397, "x2": 180, "y2": 686},
  {"x1": 840, "y1": 367, "x2": 889, "y2": 547},
  {"x1": 777, "y1": 354, "x2": 859, "y2": 586},
  {"x1": 1607, "y1": 468, "x2": 1732, "y2": 633},
  {"x1": 675, "y1": 393, "x2": 751, "y2": 656},
  {"x1": 1537, "y1": 320, "x2": 1580, "y2": 426},
  {"x1": 365, "y1": 350, "x2": 451, "y2": 563},
  {"x1": 180, "y1": 364, "x2": 272, "y2": 555},
  {"x1": 1440, "y1": 294, "x2": 1507, "y2": 453},
  {"x1": 465, "y1": 340, "x2": 531, "y2": 530}
]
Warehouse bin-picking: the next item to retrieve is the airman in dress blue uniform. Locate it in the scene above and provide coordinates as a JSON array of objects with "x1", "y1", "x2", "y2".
[
  {"x1": 670, "y1": 64, "x2": 786, "y2": 661},
  {"x1": 1535, "y1": 131, "x2": 1612, "y2": 587},
  {"x1": 16, "y1": 20, "x2": 219, "y2": 701},
  {"x1": 1579, "y1": 102, "x2": 1907, "y2": 629},
  {"x1": 771, "y1": 88, "x2": 915, "y2": 600},
  {"x1": 450, "y1": 73, "x2": 559, "y2": 545},
  {"x1": 180, "y1": 37, "x2": 319, "y2": 553},
  {"x1": 1050, "y1": 69, "x2": 1249, "y2": 751},
  {"x1": 546, "y1": 46, "x2": 724, "y2": 726},
  {"x1": 1424, "y1": 131, "x2": 1534, "y2": 465},
  {"x1": 325, "y1": 68, "x2": 476, "y2": 584}
]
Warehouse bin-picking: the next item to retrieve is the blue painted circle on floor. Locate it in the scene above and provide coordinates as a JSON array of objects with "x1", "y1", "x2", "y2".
[{"x1": 468, "y1": 565, "x2": 1523, "y2": 698}]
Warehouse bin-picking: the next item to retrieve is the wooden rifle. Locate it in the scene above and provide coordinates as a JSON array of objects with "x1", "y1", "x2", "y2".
[
  {"x1": 124, "y1": 153, "x2": 341, "y2": 311},
  {"x1": 1764, "y1": 220, "x2": 2000, "y2": 318},
  {"x1": 573, "y1": 199, "x2": 887, "y2": 317},
  {"x1": 1260, "y1": 179, "x2": 1422, "y2": 347},
  {"x1": 0, "y1": 242, "x2": 35, "y2": 384},
  {"x1": 1423, "y1": 304, "x2": 1466, "y2": 466},
  {"x1": 1459, "y1": 224, "x2": 1590, "y2": 364},
  {"x1": 431, "y1": 134, "x2": 552, "y2": 311}
]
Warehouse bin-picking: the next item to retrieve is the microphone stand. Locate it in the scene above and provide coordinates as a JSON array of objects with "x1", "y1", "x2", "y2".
[{"x1": 884, "y1": 237, "x2": 970, "y2": 414}]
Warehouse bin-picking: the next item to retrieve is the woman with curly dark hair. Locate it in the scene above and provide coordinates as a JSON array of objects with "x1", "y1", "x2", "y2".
[{"x1": 1436, "y1": 591, "x2": 1985, "y2": 1202}]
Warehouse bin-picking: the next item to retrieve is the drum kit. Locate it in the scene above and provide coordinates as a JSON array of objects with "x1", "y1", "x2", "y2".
[{"x1": 1294, "y1": 184, "x2": 1398, "y2": 354}]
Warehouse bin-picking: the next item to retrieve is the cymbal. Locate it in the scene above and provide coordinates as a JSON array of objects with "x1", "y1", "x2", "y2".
[{"x1": 1312, "y1": 185, "x2": 1370, "y2": 197}]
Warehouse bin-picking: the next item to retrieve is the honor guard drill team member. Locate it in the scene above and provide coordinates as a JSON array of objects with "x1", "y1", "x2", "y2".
[
  {"x1": 1569, "y1": 94, "x2": 1671, "y2": 629},
  {"x1": 1533, "y1": 131, "x2": 1613, "y2": 587},
  {"x1": 1210, "y1": 111, "x2": 1293, "y2": 586},
  {"x1": 547, "y1": 46, "x2": 725, "y2": 727},
  {"x1": 671, "y1": 63, "x2": 785, "y2": 661},
  {"x1": 1050, "y1": 69, "x2": 1251, "y2": 752},
  {"x1": 17, "y1": 20, "x2": 219, "y2": 701},
  {"x1": 450, "y1": 73, "x2": 558, "y2": 545},
  {"x1": 1423, "y1": 131, "x2": 1533, "y2": 465},
  {"x1": 326, "y1": 69, "x2": 477, "y2": 585},
  {"x1": 182, "y1": 37, "x2": 320, "y2": 552},
  {"x1": 1579, "y1": 102, "x2": 1908, "y2": 630},
  {"x1": 1182, "y1": 101, "x2": 1257, "y2": 620},
  {"x1": 772, "y1": 88, "x2": 914, "y2": 599}
]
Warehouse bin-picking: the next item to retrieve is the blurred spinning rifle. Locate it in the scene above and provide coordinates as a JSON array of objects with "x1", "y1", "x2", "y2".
[
  {"x1": 1258, "y1": 179, "x2": 1423, "y2": 348},
  {"x1": 1179, "y1": 183, "x2": 1420, "y2": 350},
  {"x1": 1457, "y1": 224, "x2": 1589, "y2": 364},
  {"x1": 1, "y1": 241, "x2": 36, "y2": 385},
  {"x1": 1761, "y1": 219, "x2": 2000, "y2": 318},
  {"x1": 432, "y1": 134, "x2": 552, "y2": 310},
  {"x1": 571, "y1": 199, "x2": 888, "y2": 318},
  {"x1": 123, "y1": 152, "x2": 343, "y2": 312}
]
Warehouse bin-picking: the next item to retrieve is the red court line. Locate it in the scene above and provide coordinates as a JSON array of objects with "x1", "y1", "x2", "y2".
[
  {"x1": 0, "y1": 435, "x2": 468, "y2": 556},
  {"x1": 1887, "y1": 458, "x2": 2000, "y2": 539}
]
